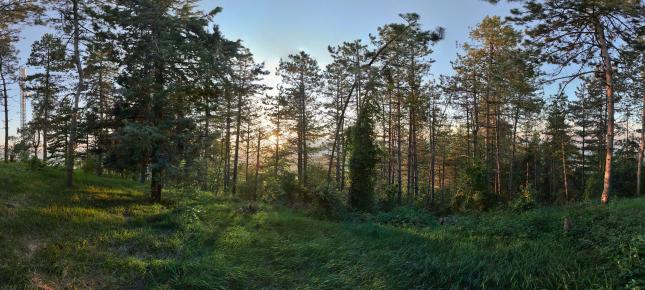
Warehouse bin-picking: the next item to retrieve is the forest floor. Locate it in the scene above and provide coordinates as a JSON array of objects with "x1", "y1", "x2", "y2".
[{"x1": 0, "y1": 163, "x2": 643, "y2": 289}]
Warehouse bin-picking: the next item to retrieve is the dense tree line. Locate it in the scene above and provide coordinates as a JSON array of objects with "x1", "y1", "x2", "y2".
[{"x1": 0, "y1": 0, "x2": 643, "y2": 212}]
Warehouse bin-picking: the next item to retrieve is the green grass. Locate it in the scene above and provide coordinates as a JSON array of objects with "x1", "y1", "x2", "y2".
[{"x1": 0, "y1": 163, "x2": 643, "y2": 289}]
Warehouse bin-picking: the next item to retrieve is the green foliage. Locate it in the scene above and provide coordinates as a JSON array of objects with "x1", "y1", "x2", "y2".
[
  {"x1": 372, "y1": 206, "x2": 437, "y2": 228},
  {"x1": 27, "y1": 156, "x2": 44, "y2": 171},
  {"x1": 612, "y1": 155, "x2": 638, "y2": 198},
  {"x1": 310, "y1": 184, "x2": 346, "y2": 218},
  {"x1": 584, "y1": 172, "x2": 603, "y2": 201},
  {"x1": 261, "y1": 171, "x2": 298, "y2": 203},
  {"x1": 1, "y1": 163, "x2": 644, "y2": 289},
  {"x1": 617, "y1": 235, "x2": 645, "y2": 289},
  {"x1": 451, "y1": 162, "x2": 494, "y2": 211},
  {"x1": 375, "y1": 181, "x2": 399, "y2": 212},
  {"x1": 510, "y1": 184, "x2": 537, "y2": 211},
  {"x1": 348, "y1": 104, "x2": 379, "y2": 212}
]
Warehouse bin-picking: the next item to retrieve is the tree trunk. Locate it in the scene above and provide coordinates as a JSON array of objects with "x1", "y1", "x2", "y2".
[
  {"x1": 637, "y1": 65, "x2": 644, "y2": 197},
  {"x1": 561, "y1": 141, "x2": 569, "y2": 201},
  {"x1": 245, "y1": 121, "x2": 250, "y2": 182},
  {"x1": 508, "y1": 107, "x2": 519, "y2": 199},
  {"x1": 1, "y1": 68, "x2": 8, "y2": 162},
  {"x1": 150, "y1": 164, "x2": 162, "y2": 202},
  {"x1": 440, "y1": 136, "x2": 447, "y2": 206},
  {"x1": 95, "y1": 64, "x2": 106, "y2": 176},
  {"x1": 274, "y1": 100, "x2": 281, "y2": 175},
  {"x1": 254, "y1": 129, "x2": 261, "y2": 201},
  {"x1": 429, "y1": 100, "x2": 436, "y2": 205},
  {"x1": 224, "y1": 94, "x2": 231, "y2": 191},
  {"x1": 396, "y1": 89, "x2": 403, "y2": 203},
  {"x1": 495, "y1": 102, "x2": 502, "y2": 198},
  {"x1": 232, "y1": 93, "x2": 242, "y2": 195},
  {"x1": 65, "y1": 0, "x2": 85, "y2": 188},
  {"x1": 594, "y1": 19, "x2": 614, "y2": 206}
]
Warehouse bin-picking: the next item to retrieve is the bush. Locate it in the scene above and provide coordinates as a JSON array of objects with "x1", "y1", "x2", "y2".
[
  {"x1": 617, "y1": 235, "x2": 645, "y2": 288},
  {"x1": 584, "y1": 172, "x2": 603, "y2": 201},
  {"x1": 375, "y1": 181, "x2": 398, "y2": 211},
  {"x1": 82, "y1": 154, "x2": 99, "y2": 173},
  {"x1": 262, "y1": 172, "x2": 299, "y2": 203},
  {"x1": 27, "y1": 156, "x2": 45, "y2": 171},
  {"x1": 451, "y1": 162, "x2": 494, "y2": 212},
  {"x1": 310, "y1": 184, "x2": 346, "y2": 218},
  {"x1": 510, "y1": 184, "x2": 537, "y2": 211}
]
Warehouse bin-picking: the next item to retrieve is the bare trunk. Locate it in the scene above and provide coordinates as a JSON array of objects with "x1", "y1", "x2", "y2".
[
  {"x1": 440, "y1": 136, "x2": 447, "y2": 206},
  {"x1": 561, "y1": 141, "x2": 569, "y2": 201},
  {"x1": 637, "y1": 66, "x2": 644, "y2": 196},
  {"x1": 508, "y1": 107, "x2": 519, "y2": 199},
  {"x1": 396, "y1": 90, "x2": 403, "y2": 203},
  {"x1": 594, "y1": 19, "x2": 613, "y2": 206},
  {"x1": 495, "y1": 103, "x2": 502, "y2": 198},
  {"x1": 66, "y1": 0, "x2": 84, "y2": 187},
  {"x1": 429, "y1": 101, "x2": 436, "y2": 205},
  {"x1": 1, "y1": 68, "x2": 8, "y2": 162},
  {"x1": 224, "y1": 95, "x2": 231, "y2": 191},
  {"x1": 232, "y1": 94, "x2": 242, "y2": 195},
  {"x1": 245, "y1": 122, "x2": 250, "y2": 182},
  {"x1": 254, "y1": 129, "x2": 261, "y2": 200}
]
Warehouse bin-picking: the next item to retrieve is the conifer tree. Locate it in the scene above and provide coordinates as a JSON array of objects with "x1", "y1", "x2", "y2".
[
  {"x1": 510, "y1": 0, "x2": 644, "y2": 205},
  {"x1": 26, "y1": 33, "x2": 70, "y2": 162}
]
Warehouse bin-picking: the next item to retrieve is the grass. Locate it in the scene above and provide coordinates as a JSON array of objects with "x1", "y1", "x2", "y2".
[{"x1": 0, "y1": 162, "x2": 643, "y2": 289}]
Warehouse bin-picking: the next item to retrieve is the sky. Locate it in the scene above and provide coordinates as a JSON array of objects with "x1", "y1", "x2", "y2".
[{"x1": 3, "y1": 0, "x2": 522, "y2": 143}]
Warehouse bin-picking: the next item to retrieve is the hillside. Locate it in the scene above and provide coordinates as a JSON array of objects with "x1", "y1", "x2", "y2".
[{"x1": 0, "y1": 163, "x2": 643, "y2": 289}]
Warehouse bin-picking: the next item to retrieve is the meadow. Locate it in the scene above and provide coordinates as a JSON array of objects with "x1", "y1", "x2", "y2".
[{"x1": 0, "y1": 162, "x2": 643, "y2": 289}]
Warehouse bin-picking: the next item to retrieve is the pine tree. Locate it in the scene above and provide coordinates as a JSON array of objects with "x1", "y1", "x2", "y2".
[
  {"x1": 510, "y1": 0, "x2": 644, "y2": 205},
  {"x1": 0, "y1": 36, "x2": 17, "y2": 162},
  {"x1": 276, "y1": 51, "x2": 322, "y2": 188},
  {"x1": 26, "y1": 33, "x2": 70, "y2": 162},
  {"x1": 348, "y1": 100, "x2": 378, "y2": 212}
]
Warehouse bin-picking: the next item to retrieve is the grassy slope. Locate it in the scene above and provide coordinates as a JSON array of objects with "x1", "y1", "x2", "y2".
[{"x1": 0, "y1": 163, "x2": 643, "y2": 289}]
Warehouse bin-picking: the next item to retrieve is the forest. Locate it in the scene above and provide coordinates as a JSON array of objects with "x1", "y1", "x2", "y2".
[{"x1": 0, "y1": 0, "x2": 644, "y2": 289}]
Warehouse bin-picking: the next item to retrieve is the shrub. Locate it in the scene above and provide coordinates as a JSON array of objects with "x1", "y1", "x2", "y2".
[
  {"x1": 262, "y1": 172, "x2": 298, "y2": 203},
  {"x1": 82, "y1": 154, "x2": 99, "y2": 173},
  {"x1": 617, "y1": 235, "x2": 644, "y2": 288},
  {"x1": 310, "y1": 184, "x2": 346, "y2": 218},
  {"x1": 375, "y1": 181, "x2": 398, "y2": 212},
  {"x1": 27, "y1": 156, "x2": 45, "y2": 171},
  {"x1": 584, "y1": 172, "x2": 602, "y2": 201},
  {"x1": 510, "y1": 184, "x2": 537, "y2": 211},
  {"x1": 451, "y1": 162, "x2": 494, "y2": 211}
]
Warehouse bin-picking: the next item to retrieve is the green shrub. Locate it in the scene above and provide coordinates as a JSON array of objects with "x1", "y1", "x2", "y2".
[
  {"x1": 262, "y1": 172, "x2": 298, "y2": 203},
  {"x1": 584, "y1": 172, "x2": 603, "y2": 201},
  {"x1": 451, "y1": 162, "x2": 494, "y2": 211},
  {"x1": 27, "y1": 156, "x2": 45, "y2": 171},
  {"x1": 617, "y1": 235, "x2": 645, "y2": 289},
  {"x1": 310, "y1": 184, "x2": 346, "y2": 218},
  {"x1": 375, "y1": 181, "x2": 398, "y2": 211},
  {"x1": 82, "y1": 154, "x2": 99, "y2": 173},
  {"x1": 510, "y1": 184, "x2": 537, "y2": 211}
]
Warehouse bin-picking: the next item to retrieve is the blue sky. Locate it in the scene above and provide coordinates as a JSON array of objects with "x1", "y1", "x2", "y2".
[{"x1": 4, "y1": 0, "x2": 521, "y2": 141}]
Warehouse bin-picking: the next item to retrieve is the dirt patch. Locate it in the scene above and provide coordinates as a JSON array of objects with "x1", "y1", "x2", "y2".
[{"x1": 31, "y1": 274, "x2": 55, "y2": 290}]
